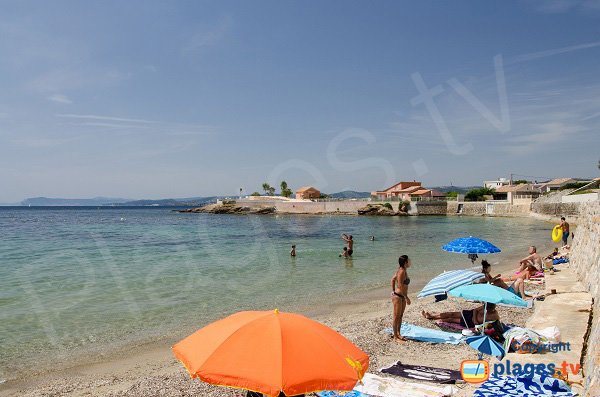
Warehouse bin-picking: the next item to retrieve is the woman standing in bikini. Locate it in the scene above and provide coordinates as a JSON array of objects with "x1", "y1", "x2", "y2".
[{"x1": 391, "y1": 255, "x2": 411, "y2": 342}]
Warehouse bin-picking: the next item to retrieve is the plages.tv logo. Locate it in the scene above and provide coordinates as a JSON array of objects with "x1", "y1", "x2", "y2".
[
  {"x1": 460, "y1": 359, "x2": 581, "y2": 384},
  {"x1": 460, "y1": 360, "x2": 490, "y2": 383}
]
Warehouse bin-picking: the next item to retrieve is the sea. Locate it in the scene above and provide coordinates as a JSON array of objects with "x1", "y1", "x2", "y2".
[{"x1": 0, "y1": 207, "x2": 551, "y2": 380}]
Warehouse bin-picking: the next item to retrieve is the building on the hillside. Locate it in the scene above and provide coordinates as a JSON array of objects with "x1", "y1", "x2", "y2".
[
  {"x1": 494, "y1": 184, "x2": 541, "y2": 205},
  {"x1": 371, "y1": 181, "x2": 422, "y2": 200},
  {"x1": 295, "y1": 186, "x2": 321, "y2": 200},
  {"x1": 483, "y1": 178, "x2": 510, "y2": 190},
  {"x1": 539, "y1": 178, "x2": 576, "y2": 192}
]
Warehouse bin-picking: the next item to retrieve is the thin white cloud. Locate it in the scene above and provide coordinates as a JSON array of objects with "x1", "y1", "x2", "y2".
[
  {"x1": 47, "y1": 94, "x2": 72, "y2": 104},
  {"x1": 529, "y1": 0, "x2": 600, "y2": 14},
  {"x1": 510, "y1": 41, "x2": 600, "y2": 64},
  {"x1": 56, "y1": 114, "x2": 156, "y2": 124},
  {"x1": 181, "y1": 15, "x2": 232, "y2": 55}
]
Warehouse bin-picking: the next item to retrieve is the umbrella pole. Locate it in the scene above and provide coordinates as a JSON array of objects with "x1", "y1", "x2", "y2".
[
  {"x1": 451, "y1": 298, "x2": 469, "y2": 329},
  {"x1": 482, "y1": 302, "x2": 488, "y2": 331}
]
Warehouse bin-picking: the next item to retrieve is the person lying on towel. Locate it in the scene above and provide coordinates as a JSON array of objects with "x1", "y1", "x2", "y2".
[{"x1": 421, "y1": 304, "x2": 499, "y2": 329}]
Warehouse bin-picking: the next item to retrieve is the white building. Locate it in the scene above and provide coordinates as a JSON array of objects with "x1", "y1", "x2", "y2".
[{"x1": 483, "y1": 178, "x2": 510, "y2": 190}]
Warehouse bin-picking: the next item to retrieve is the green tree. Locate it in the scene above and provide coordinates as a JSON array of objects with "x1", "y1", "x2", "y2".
[
  {"x1": 446, "y1": 191, "x2": 458, "y2": 198},
  {"x1": 513, "y1": 179, "x2": 529, "y2": 185},
  {"x1": 262, "y1": 183, "x2": 275, "y2": 196},
  {"x1": 280, "y1": 181, "x2": 293, "y2": 198},
  {"x1": 465, "y1": 187, "x2": 495, "y2": 201},
  {"x1": 250, "y1": 192, "x2": 261, "y2": 196}
]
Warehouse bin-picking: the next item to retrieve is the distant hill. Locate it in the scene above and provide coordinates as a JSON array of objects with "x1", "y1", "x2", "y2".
[
  {"x1": 21, "y1": 197, "x2": 130, "y2": 206},
  {"x1": 20, "y1": 196, "x2": 221, "y2": 207},
  {"x1": 429, "y1": 186, "x2": 481, "y2": 194},
  {"x1": 327, "y1": 190, "x2": 372, "y2": 199},
  {"x1": 114, "y1": 197, "x2": 220, "y2": 207}
]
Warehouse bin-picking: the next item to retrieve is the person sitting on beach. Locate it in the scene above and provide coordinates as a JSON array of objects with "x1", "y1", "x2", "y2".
[
  {"x1": 546, "y1": 247, "x2": 559, "y2": 260},
  {"x1": 501, "y1": 264, "x2": 537, "y2": 299},
  {"x1": 517, "y1": 246, "x2": 543, "y2": 272},
  {"x1": 391, "y1": 255, "x2": 412, "y2": 342},
  {"x1": 290, "y1": 245, "x2": 296, "y2": 257},
  {"x1": 477, "y1": 260, "x2": 509, "y2": 289},
  {"x1": 422, "y1": 303, "x2": 499, "y2": 329},
  {"x1": 341, "y1": 233, "x2": 353, "y2": 256},
  {"x1": 339, "y1": 247, "x2": 349, "y2": 258}
]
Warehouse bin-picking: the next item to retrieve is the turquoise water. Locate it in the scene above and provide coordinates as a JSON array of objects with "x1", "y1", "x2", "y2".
[{"x1": 0, "y1": 208, "x2": 550, "y2": 378}]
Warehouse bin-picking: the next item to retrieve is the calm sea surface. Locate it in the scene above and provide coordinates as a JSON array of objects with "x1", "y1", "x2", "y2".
[{"x1": 0, "y1": 207, "x2": 551, "y2": 379}]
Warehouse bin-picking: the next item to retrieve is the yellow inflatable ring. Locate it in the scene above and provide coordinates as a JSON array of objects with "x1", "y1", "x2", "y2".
[{"x1": 552, "y1": 225, "x2": 562, "y2": 242}]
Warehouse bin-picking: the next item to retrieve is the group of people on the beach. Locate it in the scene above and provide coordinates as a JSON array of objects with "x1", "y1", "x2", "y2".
[{"x1": 388, "y1": 216, "x2": 573, "y2": 343}]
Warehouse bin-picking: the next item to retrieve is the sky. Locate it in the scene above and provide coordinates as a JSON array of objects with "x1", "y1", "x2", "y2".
[{"x1": 1, "y1": 0, "x2": 599, "y2": 202}]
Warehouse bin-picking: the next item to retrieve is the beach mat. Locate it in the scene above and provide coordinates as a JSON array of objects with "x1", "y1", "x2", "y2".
[
  {"x1": 473, "y1": 374, "x2": 573, "y2": 397},
  {"x1": 355, "y1": 373, "x2": 456, "y2": 397},
  {"x1": 383, "y1": 323, "x2": 464, "y2": 345},
  {"x1": 380, "y1": 361, "x2": 462, "y2": 384},
  {"x1": 435, "y1": 320, "x2": 466, "y2": 332}
]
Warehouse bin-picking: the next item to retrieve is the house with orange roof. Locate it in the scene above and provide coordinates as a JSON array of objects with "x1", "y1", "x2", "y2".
[
  {"x1": 539, "y1": 178, "x2": 576, "y2": 193},
  {"x1": 494, "y1": 184, "x2": 541, "y2": 205},
  {"x1": 371, "y1": 181, "x2": 422, "y2": 200},
  {"x1": 295, "y1": 186, "x2": 320, "y2": 200}
]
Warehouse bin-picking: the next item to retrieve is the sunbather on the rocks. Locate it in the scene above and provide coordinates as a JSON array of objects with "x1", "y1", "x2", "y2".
[{"x1": 422, "y1": 304, "x2": 499, "y2": 329}]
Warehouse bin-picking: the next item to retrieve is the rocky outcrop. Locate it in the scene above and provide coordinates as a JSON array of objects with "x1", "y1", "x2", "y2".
[
  {"x1": 178, "y1": 203, "x2": 275, "y2": 215},
  {"x1": 357, "y1": 204, "x2": 407, "y2": 216}
]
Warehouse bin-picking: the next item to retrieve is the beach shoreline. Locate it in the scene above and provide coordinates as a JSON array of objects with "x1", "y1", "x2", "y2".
[{"x1": 0, "y1": 229, "x2": 558, "y2": 396}]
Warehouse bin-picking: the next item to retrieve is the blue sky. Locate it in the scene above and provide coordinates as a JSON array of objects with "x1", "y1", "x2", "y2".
[{"x1": 1, "y1": 0, "x2": 599, "y2": 202}]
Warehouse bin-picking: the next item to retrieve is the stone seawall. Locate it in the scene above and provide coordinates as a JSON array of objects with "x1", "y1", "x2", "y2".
[
  {"x1": 531, "y1": 202, "x2": 581, "y2": 217},
  {"x1": 274, "y1": 201, "x2": 367, "y2": 214},
  {"x1": 568, "y1": 201, "x2": 600, "y2": 396}
]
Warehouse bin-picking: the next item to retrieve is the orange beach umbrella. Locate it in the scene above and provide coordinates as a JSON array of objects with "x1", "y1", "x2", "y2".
[{"x1": 172, "y1": 309, "x2": 369, "y2": 397}]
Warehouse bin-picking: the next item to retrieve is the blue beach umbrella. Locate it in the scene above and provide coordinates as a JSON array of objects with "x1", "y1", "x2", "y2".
[
  {"x1": 466, "y1": 334, "x2": 505, "y2": 360},
  {"x1": 448, "y1": 283, "x2": 528, "y2": 308},
  {"x1": 417, "y1": 269, "x2": 485, "y2": 298},
  {"x1": 442, "y1": 237, "x2": 501, "y2": 254}
]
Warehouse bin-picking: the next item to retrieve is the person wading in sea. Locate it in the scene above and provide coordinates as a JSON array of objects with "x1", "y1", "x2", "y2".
[{"x1": 341, "y1": 234, "x2": 353, "y2": 256}]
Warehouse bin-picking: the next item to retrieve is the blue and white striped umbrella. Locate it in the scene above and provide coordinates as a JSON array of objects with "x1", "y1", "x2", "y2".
[
  {"x1": 442, "y1": 237, "x2": 501, "y2": 254},
  {"x1": 417, "y1": 269, "x2": 485, "y2": 298},
  {"x1": 466, "y1": 334, "x2": 505, "y2": 360}
]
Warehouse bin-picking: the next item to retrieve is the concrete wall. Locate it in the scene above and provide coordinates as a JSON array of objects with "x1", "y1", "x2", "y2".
[
  {"x1": 562, "y1": 193, "x2": 600, "y2": 203},
  {"x1": 531, "y1": 202, "x2": 581, "y2": 217},
  {"x1": 568, "y1": 201, "x2": 600, "y2": 396},
  {"x1": 273, "y1": 201, "x2": 367, "y2": 214},
  {"x1": 415, "y1": 201, "x2": 448, "y2": 215},
  {"x1": 458, "y1": 202, "x2": 487, "y2": 215}
]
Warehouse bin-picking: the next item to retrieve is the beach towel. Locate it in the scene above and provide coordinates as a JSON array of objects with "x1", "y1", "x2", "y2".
[
  {"x1": 355, "y1": 373, "x2": 457, "y2": 397},
  {"x1": 553, "y1": 258, "x2": 569, "y2": 265},
  {"x1": 435, "y1": 320, "x2": 466, "y2": 332},
  {"x1": 317, "y1": 391, "x2": 369, "y2": 397},
  {"x1": 380, "y1": 361, "x2": 462, "y2": 384},
  {"x1": 472, "y1": 374, "x2": 573, "y2": 396},
  {"x1": 383, "y1": 323, "x2": 464, "y2": 345}
]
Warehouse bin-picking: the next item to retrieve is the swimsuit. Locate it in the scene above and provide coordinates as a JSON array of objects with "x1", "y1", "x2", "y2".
[
  {"x1": 460, "y1": 309, "x2": 476, "y2": 328},
  {"x1": 393, "y1": 291, "x2": 405, "y2": 300},
  {"x1": 404, "y1": 277, "x2": 410, "y2": 285}
]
